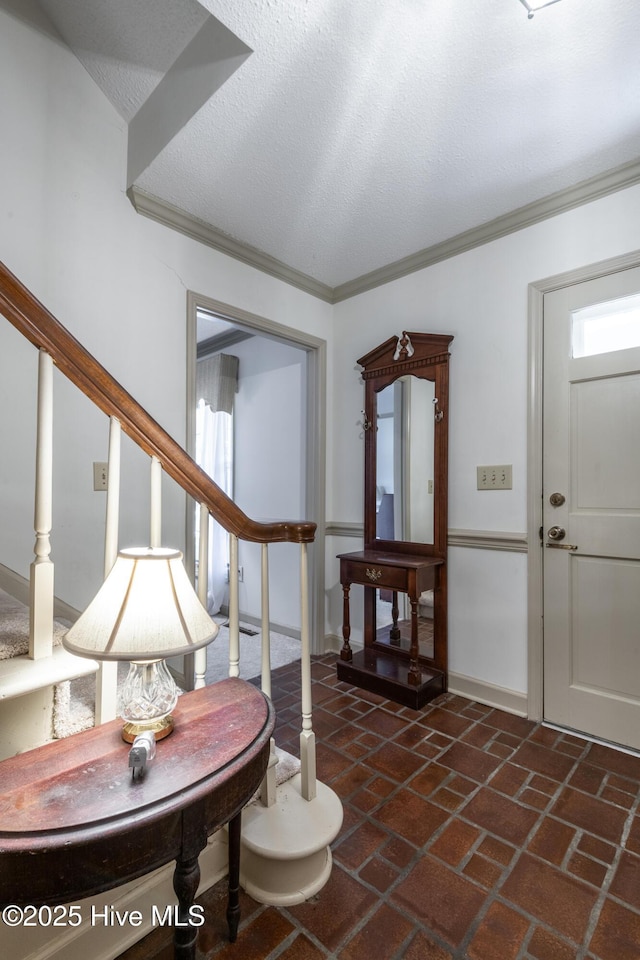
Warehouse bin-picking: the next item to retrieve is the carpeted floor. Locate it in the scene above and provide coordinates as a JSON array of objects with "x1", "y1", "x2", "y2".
[
  {"x1": 204, "y1": 617, "x2": 302, "y2": 685},
  {"x1": 0, "y1": 586, "x2": 68, "y2": 660},
  {"x1": 0, "y1": 587, "x2": 302, "y2": 738}
]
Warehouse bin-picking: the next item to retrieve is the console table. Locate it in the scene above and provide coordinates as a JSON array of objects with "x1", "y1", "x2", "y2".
[
  {"x1": 0, "y1": 677, "x2": 275, "y2": 960},
  {"x1": 337, "y1": 550, "x2": 445, "y2": 709}
]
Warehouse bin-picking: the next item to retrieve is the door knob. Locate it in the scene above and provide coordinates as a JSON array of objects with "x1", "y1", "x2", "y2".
[
  {"x1": 549, "y1": 492, "x2": 565, "y2": 507},
  {"x1": 547, "y1": 525, "x2": 566, "y2": 541}
]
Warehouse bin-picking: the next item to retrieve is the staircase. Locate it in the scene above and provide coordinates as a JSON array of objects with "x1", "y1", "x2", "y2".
[
  {"x1": 0, "y1": 260, "x2": 342, "y2": 919},
  {"x1": 0, "y1": 579, "x2": 96, "y2": 756}
]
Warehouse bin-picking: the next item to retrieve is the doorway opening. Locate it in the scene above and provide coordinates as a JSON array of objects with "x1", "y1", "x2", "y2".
[{"x1": 186, "y1": 292, "x2": 326, "y2": 654}]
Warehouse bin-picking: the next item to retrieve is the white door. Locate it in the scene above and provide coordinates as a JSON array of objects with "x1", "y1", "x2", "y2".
[{"x1": 543, "y1": 267, "x2": 640, "y2": 748}]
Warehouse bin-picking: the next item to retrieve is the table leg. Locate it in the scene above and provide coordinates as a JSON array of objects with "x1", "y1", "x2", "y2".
[
  {"x1": 389, "y1": 590, "x2": 401, "y2": 643},
  {"x1": 407, "y1": 597, "x2": 421, "y2": 687},
  {"x1": 340, "y1": 583, "x2": 353, "y2": 661},
  {"x1": 226, "y1": 811, "x2": 242, "y2": 942},
  {"x1": 173, "y1": 853, "x2": 201, "y2": 960}
]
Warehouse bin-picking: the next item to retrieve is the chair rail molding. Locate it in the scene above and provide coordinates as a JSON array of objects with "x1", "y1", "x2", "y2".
[{"x1": 327, "y1": 524, "x2": 528, "y2": 554}]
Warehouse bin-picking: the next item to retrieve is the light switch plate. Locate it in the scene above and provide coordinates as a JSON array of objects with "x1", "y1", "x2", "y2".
[
  {"x1": 93, "y1": 462, "x2": 108, "y2": 491},
  {"x1": 477, "y1": 464, "x2": 512, "y2": 490}
]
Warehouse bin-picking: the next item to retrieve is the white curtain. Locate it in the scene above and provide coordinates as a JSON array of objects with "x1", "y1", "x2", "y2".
[{"x1": 195, "y1": 354, "x2": 238, "y2": 614}]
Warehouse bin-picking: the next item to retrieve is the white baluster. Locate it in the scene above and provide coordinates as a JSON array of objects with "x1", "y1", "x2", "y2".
[
  {"x1": 260, "y1": 543, "x2": 272, "y2": 698},
  {"x1": 259, "y1": 542, "x2": 277, "y2": 807},
  {"x1": 150, "y1": 456, "x2": 162, "y2": 547},
  {"x1": 95, "y1": 416, "x2": 121, "y2": 723},
  {"x1": 29, "y1": 349, "x2": 54, "y2": 660},
  {"x1": 194, "y1": 502, "x2": 209, "y2": 689},
  {"x1": 103, "y1": 417, "x2": 121, "y2": 574},
  {"x1": 299, "y1": 542, "x2": 317, "y2": 801},
  {"x1": 228, "y1": 534, "x2": 240, "y2": 677}
]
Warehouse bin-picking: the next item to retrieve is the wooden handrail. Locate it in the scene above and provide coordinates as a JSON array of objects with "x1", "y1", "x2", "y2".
[{"x1": 0, "y1": 261, "x2": 316, "y2": 544}]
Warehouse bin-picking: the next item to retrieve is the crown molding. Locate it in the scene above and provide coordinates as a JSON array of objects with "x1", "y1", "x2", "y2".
[
  {"x1": 127, "y1": 187, "x2": 335, "y2": 303},
  {"x1": 197, "y1": 328, "x2": 253, "y2": 359},
  {"x1": 332, "y1": 157, "x2": 640, "y2": 302},
  {"x1": 129, "y1": 158, "x2": 640, "y2": 305}
]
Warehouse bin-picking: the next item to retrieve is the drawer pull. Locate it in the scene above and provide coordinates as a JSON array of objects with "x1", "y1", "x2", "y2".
[{"x1": 366, "y1": 568, "x2": 383, "y2": 582}]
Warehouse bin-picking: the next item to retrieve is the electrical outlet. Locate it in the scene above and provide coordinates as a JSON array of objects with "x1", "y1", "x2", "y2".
[
  {"x1": 93, "y1": 461, "x2": 108, "y2": 491},
  {"x1": 477, "y1": 464, "x2": 512, "y2": 490}
]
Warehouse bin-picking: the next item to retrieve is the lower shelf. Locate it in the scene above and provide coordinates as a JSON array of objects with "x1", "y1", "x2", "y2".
[{"x1": 336, "y1": 648, "x2": 446, "y2": 710}]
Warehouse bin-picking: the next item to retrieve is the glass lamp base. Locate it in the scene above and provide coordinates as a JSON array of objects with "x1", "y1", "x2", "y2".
[
  {"x1": 119, "y1": 659, "x2": 179, "y2": 743},
  {"x1": 121, "y1": 713, "x2": 174, "y2": 743}
]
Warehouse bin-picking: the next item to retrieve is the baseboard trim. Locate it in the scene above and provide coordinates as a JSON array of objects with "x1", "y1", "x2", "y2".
[
  {"x1": 326, "y1": 635, "x2": 527, "y2": 717},
  {"x1": 0, "y1": 563, "x2": 80, "y2": 623},
  {"x1": 324, "y1": 634, "x2": 342, "y2": 655},
  {"x1": 447, "y1": 672, "x2": 528, "y2": 717},
  {"x1": 217, "y1": 605, "x2": 301, "y2": 642}
]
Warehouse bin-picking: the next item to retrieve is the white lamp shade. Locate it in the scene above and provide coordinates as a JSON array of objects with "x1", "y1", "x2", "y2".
[{"x1": 63, "y1": 547, "x2": 218, "y2": 661}]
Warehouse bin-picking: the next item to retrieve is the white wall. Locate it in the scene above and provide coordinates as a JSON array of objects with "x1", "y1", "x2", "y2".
[
  {"x1": 329, "y1": 183, "x2": 640, "y2": 695},
  {"x1": 0, "y1": 6, "x2": 332, "y2": 613},
  {"x1": 232, "y1": 336, "x2": 306, "y2": 632},
  {"x1": 3, "y1": 5, "x2": 640, "y2": 701}
]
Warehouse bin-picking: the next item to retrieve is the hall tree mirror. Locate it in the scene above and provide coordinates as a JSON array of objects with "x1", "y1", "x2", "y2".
[
  {"x1": 337, "y1": 331, "x2": 453, "y2": 709},
  {"x1": 375, "y1": 375, "x2": 436, "y2": 545}
]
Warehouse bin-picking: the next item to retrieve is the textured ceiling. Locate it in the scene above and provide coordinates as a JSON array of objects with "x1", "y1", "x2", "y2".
[
  {"x1": 28, "y1": 1, "x2": 640, "y2": 292},
  {"x1": 36, "y1": 0, "x2": 210, "y2": 121}
]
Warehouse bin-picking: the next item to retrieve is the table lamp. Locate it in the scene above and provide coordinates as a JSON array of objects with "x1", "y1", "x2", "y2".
[{"x1": 63, "y1": 547, "x2": 218, "y2": 742}]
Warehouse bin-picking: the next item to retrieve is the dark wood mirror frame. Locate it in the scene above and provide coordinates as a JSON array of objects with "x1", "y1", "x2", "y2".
[{"x1": 337, "y1": 331, "x2": 454, "y2": 709}]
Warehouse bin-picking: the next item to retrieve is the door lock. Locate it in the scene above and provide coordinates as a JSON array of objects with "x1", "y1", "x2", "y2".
[
  {"x1": 547, "y1": 526, "x2": 566, "y2": 541},
  {"x1": 549, "y1": 492, "x2": 566, "y2": 507},
  {"x1": 545, "y1": 526, "x2": 578, "y2": 550}
]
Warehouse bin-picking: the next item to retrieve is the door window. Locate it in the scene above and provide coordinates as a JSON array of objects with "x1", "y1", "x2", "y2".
[{"x1": 571, "y1": 293, "x2": 640, "y2": 358}]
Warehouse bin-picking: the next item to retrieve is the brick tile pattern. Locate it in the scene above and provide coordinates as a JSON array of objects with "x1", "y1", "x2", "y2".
[{"x1": 117, "y1": 656, "x2": 640, "y2": 960}]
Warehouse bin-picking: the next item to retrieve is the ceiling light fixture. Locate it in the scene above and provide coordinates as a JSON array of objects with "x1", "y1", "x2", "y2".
[{"x1": 519, "y1": 0, "x2": 563, "y2": 18}]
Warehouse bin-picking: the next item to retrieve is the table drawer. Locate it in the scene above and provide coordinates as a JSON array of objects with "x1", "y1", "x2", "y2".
[{"x1": 341, "y1": 559, "x2": 409, "y2": 591}]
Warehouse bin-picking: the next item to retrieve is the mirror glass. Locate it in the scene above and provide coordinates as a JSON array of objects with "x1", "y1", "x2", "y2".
[
  {"x1": 375, "y1": 591, "x2": 435, "y2": 659},
  {"x1": 375, "y1": 375, "x2": 435, "y2": 544}
]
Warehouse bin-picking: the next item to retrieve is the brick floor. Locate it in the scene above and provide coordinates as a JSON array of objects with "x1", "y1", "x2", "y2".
[{"x1": 118, "y1": 656, "x2": 640, "y2": 960}]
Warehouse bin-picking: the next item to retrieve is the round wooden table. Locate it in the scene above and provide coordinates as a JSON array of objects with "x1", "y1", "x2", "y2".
[{"x1": 0, "y1": 677, "x2": 275, "y2": 959}]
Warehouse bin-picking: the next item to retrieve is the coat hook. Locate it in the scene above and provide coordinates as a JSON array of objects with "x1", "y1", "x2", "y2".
[
  {"x1": 360, "y1": 410, "x2": 372, "y2": 431},
  {"x1": 433, "y1": 397, "x2": 443, "y2": 422}
]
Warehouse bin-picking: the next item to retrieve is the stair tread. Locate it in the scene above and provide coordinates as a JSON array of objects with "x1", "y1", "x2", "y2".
[{"x1": 0, "y1": 647, "x2": 98, "y2": 700}]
